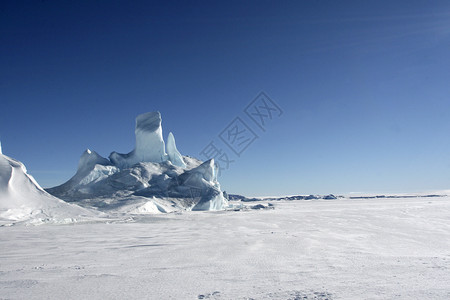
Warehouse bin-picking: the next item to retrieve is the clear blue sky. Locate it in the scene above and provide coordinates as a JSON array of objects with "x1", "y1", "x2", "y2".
[{"x1": 1, "y1": 1, "x2": 449, "y2": 196}]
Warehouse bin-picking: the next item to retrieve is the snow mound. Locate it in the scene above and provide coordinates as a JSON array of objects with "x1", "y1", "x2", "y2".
[
  {"x1": 126, "y1": 197, "x2": 169, "y2": 214},
  {"x1": 0, "y1": 149, "x2": 98, "y2": 225}
]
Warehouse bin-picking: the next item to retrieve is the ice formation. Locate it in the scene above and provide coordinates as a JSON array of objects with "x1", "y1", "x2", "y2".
[
  {"x1": 167, "y1": 132, "x2": 187, "y2": 168},
  {"x1": 110, "y1": 111, "x2": 169, "y2": 168},
  {"x1": 47, "y1": 149, "x2": 119, "y2": 199},
  {"x1": 47, "y1": 112, "x2": 228, "y2": 212},
  {"x1": 0, "y1": 146, "x2": 96, "y2": 224},
  {"x1": 79, "y1": 149, "x2": 112, "y2": 171},
  {"x1": 172, "y1": 159, "x2": 227, "y2": 210}
]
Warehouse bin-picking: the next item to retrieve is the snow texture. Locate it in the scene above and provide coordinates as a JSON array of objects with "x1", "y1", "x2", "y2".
[{"x1": 1, "y1": 197, "x2": 449, "y2": 299}]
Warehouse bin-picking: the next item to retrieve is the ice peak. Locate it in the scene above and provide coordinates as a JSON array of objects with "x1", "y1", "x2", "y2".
[
  {"x1": 81, "y1": 112, "x2": 186, "y2": 171},
  {"x1": 134, "y1": 111, "x2": 166, "y2": 162},
  {"x1": 136, "y1": 111, "x2": 162, "y2": 133},
  {"x1": 109, "y1": 111, "x2": 168, "y2": 168},
  {"x1": 0, "y1": 141, "x2": 2, "y2": 155},
  {"x1": 167, "y1": 132, "x2": 186, "y2": 168},
  {"x1": 78, "y1": 149, "x2": 110, "y2": 172},
  {"x1": 196, "y1": 158, "x2": 217, "y2": 182}
]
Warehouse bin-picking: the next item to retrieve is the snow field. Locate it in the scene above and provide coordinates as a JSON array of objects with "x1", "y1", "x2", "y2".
[{"x1": 1, "y1": 197, "x2": 449, "y2": 299}]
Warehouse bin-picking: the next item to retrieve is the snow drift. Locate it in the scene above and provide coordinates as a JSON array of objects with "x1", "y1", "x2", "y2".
[
  {"x1": 0, "y1": 146, "x2": 97, "y2": 225},
  {"x1": 47, "y1": 111, "x2": 228, "y2": 212}
]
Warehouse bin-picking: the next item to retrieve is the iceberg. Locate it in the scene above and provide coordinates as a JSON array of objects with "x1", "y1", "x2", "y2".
[{"x1": 47, "y1": 111, "x2": 228, "y2": 212}]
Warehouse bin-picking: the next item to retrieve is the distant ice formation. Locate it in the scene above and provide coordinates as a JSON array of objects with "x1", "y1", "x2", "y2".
[{"x1": 47, "y1": 111, "x2": 228, "y2": 212}]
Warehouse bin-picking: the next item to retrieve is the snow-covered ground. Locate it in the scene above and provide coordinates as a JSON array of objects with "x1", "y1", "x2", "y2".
[{"x1": 1, "y1": 196, "x2": 449, "y2": 299}]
